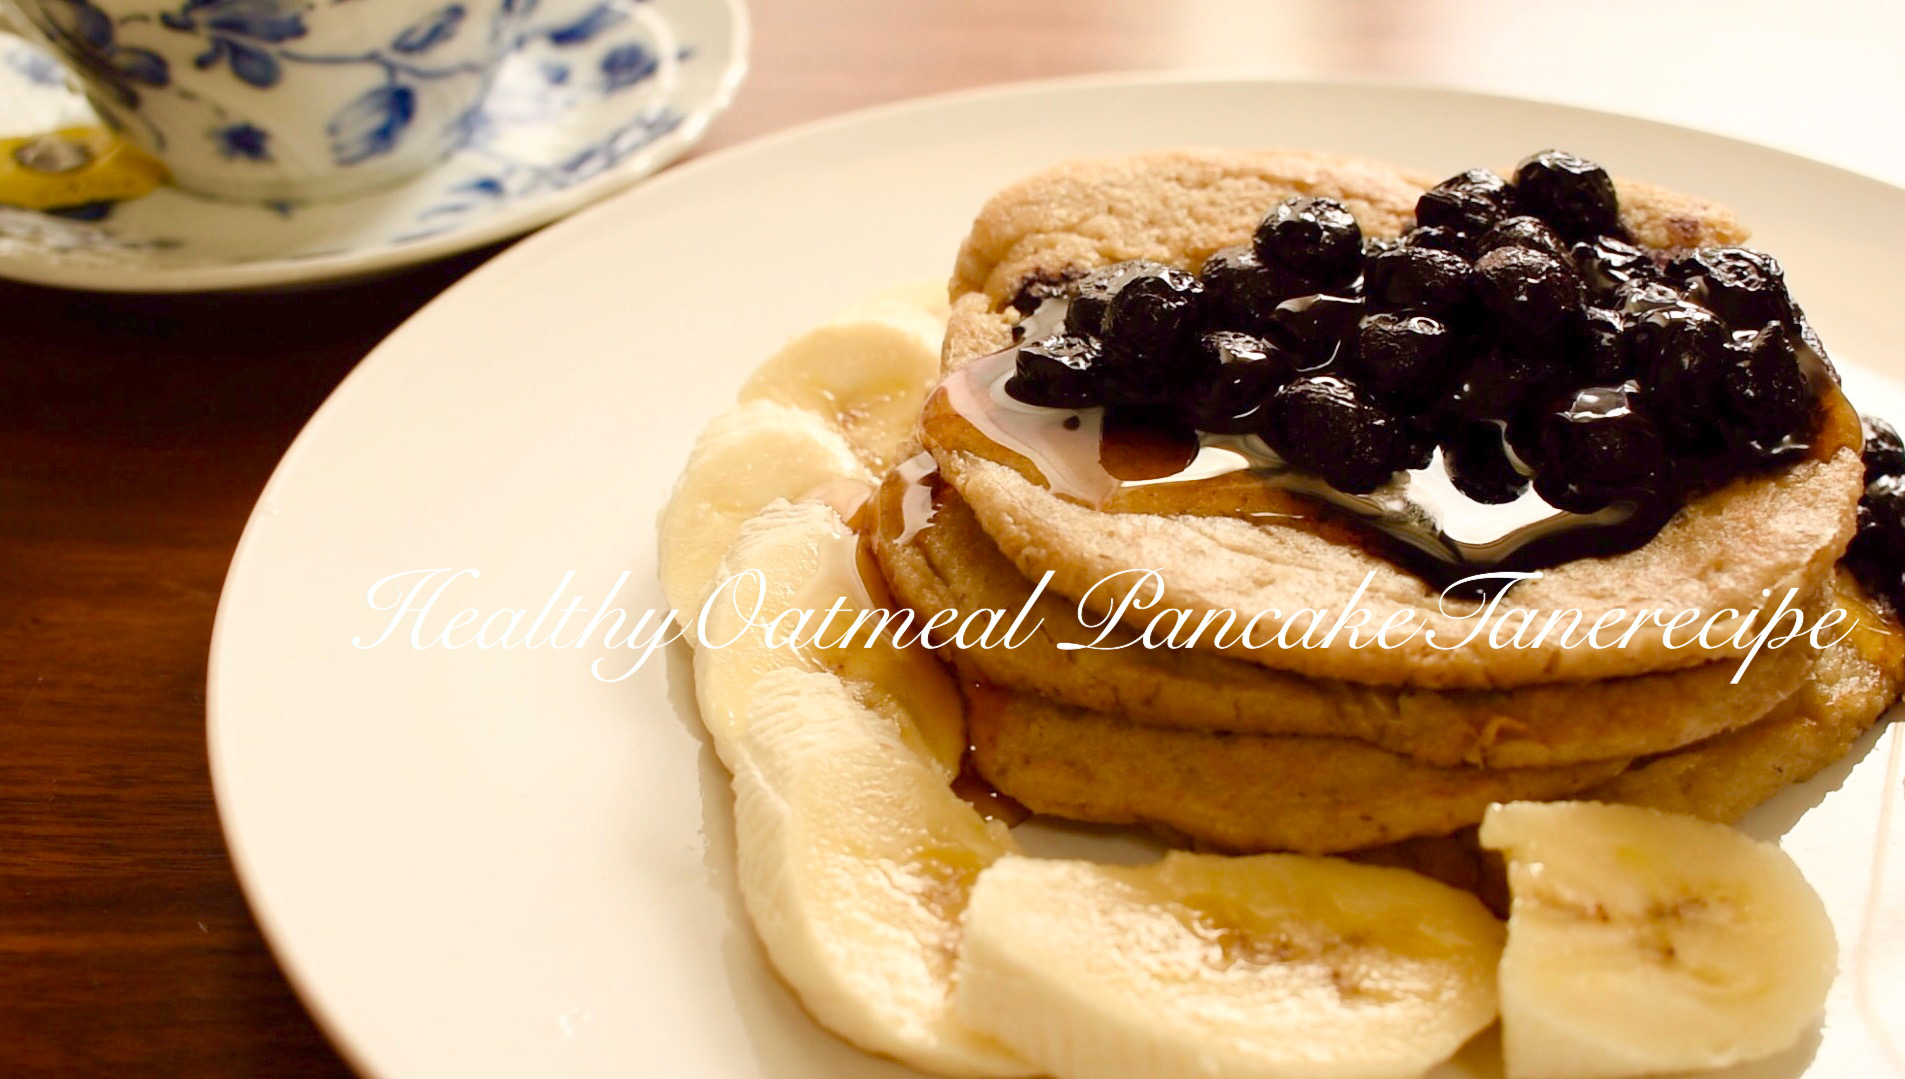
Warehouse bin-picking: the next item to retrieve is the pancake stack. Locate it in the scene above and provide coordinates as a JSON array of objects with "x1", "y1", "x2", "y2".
[{"x1": 869, "y1": 150, "x2": 1903, "y2": 855}]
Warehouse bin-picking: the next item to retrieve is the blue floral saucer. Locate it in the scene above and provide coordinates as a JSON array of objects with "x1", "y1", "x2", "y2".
[{"x1": 0, "y1": 0, "x2": 746, "y2": 291}]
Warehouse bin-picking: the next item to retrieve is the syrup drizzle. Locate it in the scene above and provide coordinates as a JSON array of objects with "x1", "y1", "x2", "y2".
[{"x1": 894, "y1": 451, "x2": 944, "y2": 544}]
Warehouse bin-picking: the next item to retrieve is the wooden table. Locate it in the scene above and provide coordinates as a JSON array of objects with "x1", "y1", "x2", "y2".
[{"x1": 2, "y1": 1, "x2": 1896, "y2": 1074}]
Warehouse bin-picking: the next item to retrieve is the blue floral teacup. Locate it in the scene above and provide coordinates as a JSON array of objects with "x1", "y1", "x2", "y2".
[{"x1": 0, "y1": 0, "x2": 530, "y2": 201}]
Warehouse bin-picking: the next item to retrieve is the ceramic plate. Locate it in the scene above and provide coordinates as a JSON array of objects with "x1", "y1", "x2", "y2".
[
  {"x1": 208, "y1": 77, "x2": 1905, "y2": 1079},
  {"x1": 0, "y1": 0, "x2": 746, "y2": 291}
]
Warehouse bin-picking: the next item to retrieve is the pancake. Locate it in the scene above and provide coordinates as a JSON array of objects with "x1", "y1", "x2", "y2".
[
  {"x1": 966, "y1": 573, "x2": 1902, "y2": 855},
  {"x1": 922, "y1": 148, "x2": 1864, "y2": 688},
  {"x1": 872, "y1": 467, "x2": 1821, "y2": 768},
  {"x1": 1358, "y1": 572, "x2": 1902, "y2": 908},
  {"x1": 964, "y1": 682, "x2": 1629, "y2": 856},
  {"x1": 1584, "y1": 571, "x2": 1905, "y2": 818}
]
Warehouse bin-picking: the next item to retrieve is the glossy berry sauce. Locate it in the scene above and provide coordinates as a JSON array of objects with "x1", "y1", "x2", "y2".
[{"x1": 952, "y1": 150, "x2": 1867, "y2": 594}]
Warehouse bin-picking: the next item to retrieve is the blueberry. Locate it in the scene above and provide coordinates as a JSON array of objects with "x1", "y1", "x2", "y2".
[
  {"x1": 1474, "y1": 245, "x2": 1585, "y2": 336},
  {"x1": 1199, "y1": 245, "x2": 1307, "y2": 334},
  {"x1": 1848, "y1": 476, "x2": 1905, "y2": 597},
  {"x1": 1670, "y1": 247, "x2": 1794, "y2": 329},
  {"x1": 1441, "y1": 418, "x2": 1530, "y2": 504},
  {"x1": 1099, "y1": 266, "x2": 1208, "y2": 401},
  {"x1": 1578, "y1": 306, "x2": 1634, "y2": 382},
  {"x1": 1181, "y1": 331, "x2": 1295, "y2": 433},
  {"x1": 1529, "y1": 383, "x2": 1672, "y2": 512},
  {"x1": 1065, "y1": 260, "x2": 1175, "y2": 338},
  {"x1": 1267, "y1": 293, "x2": 1364, "y2": 366},
  {"x1": 1263, "y1": 375, "x2": 1415, "y2": 493},
  {"x1": 1364, "y1": 247, "x2": 1475, "y2": 315},
  {"x1": 1009, "y1": 268, "x2": 1085, "y2": 316},
  {"x1": 1253, "y1": 196, "x2": 1364, "y2": 289},
  {"x1": 1445, "y1": 348, "x2": 1563, "y2": 425},
  {"x1": 1401, "y1": 225, "x2": 1475, "y2": 256},
  {"x1": 1415, "y1": 168, "x2": 1517, "y2": 236},
  {"x1": 1006, "y1": 333, "x2": 1106, "y2": 408},
  {"x1": 1572, "y1": 235, "x2": 1658, "y2": 306},
  {"x1": 1352, "y1": 312, "x2": 1453, "y2": 403},
  {"x1": 1477, "y1": 215, "x2": 1567, "y2": 258},
  {"x1": 1361, "y1": 235, "x2": 1401, "y2": 260},
  {"x1": 1862, "y1": 414, "x2": 1905, "y2": 484},
  {"x1": 1627, "y1": 297, "x2": 1729, "y2": 449},
  {"x1": 1513, "y1": 150, "x2": 1622, "y2": 241},
  {"x1": 1721, "y1": 323, "x2": 1815, "y2": 450}
]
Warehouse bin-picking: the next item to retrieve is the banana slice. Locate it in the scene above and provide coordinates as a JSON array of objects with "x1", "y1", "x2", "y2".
[
  {"x1": 1479, "y1": 801, "x2": 1837, "y2": 1079},
  {"x1": 657, "y1": 400, "x2": 868, "y2": 616},
  {"x1": 953, "y1": 851, "x2": 1504, "y2": 1079},
  {"x1": 694, "y1": 498, "x2": 966, "y2": 777},
  {"x1": 730, "y1": 665, "x2": 1032, "y2": 1078},
  {"x1": 738, "y1": 285, "x2": 949, "y2": 470}
]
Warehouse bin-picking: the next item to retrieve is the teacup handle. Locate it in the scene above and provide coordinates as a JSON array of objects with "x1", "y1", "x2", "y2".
[{"x1": 0, "y1": 1, "x2": 32, "y2": 36}]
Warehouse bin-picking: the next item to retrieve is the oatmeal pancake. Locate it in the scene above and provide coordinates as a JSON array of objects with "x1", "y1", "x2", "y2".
[
  {"x1": 942, "y1": 444, "x2": 1859, "y2": 689},
  {"x1": 1584, "y1": 570, "x2": 1905, "y2": 819},
  {"x1": 963, "y1": 682, "x2": 1629, "y2": 856},
  {"x1": 1360, "y1": 571, "x2": 1902, "y2": 906},
  {"x1": 967, "y1": 575, "x2": 1899, "y2": 855},
  {"x1": 871, "y1": 468, "x2": 1820, "y2": 768},
  {"x1": 922, "y1": 148, "x2": 1861, "y2": 688}
]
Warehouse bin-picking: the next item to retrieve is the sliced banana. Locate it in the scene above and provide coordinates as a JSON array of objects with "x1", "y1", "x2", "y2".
[
  {"x1": 657, "y1": 400, "x2": 868, "y2": 617},
  {"x1": 693, "y1": 499, "x2": 967, "y2": 777},
  {"x1": 953, "y1": 851, "x2": 1504, "y2": 1079},
  {"x1": 1479, "y1": 801, "x2": 1837, "y2": 1079},
  {"x1": 730, "y1": 666, "x2": 1033, "y2": 1078},
  {"x1": 738, "y1": 285, "x2": 949, "y2": 470}
]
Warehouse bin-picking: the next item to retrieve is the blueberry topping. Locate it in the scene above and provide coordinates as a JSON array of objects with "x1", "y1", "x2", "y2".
[
  {"x1": 1253, "y1": 196, "x2": 1364, "y2": 289},
  {"x1": 1098, "y1": 266, "x2": 1207, "y2": 398},
  {"x1": 1007, "y1": 333, "x2": 1106, "y2": 408},
  {"x1": 1264, "y1": 375, "x2": 1415, "y2": 493},
  {"x1": 1577, "y1": 306, "x2": 1633, "y2": 382},
  {"x1": 1529, "y1": 383, "x2": 1671, "y2": 512},
  {"x1": 1848, "y1": 475, "x2": 1905, "y2": 610},
  {"x1": 1364, "y1": 247, "x2": 1475, "y2": 315},
  {"x1": 1065, "y1": 260, "x2": 1175, "y2": 338},
  {"x1": 1352, "y1": 312, "x2": 1453, "y2": 403},
  {"x1": 1474, "y1": 245, "x2": 1585, "y2": 336},
  {"x1": 1441, "y1": 419, "x2": 1530, "y2": 505},
  {"x1": 1415, "y1": 168, "x2": 1517, "y2": 237},
  {"x1": 1862, "y1": 414, "x2": 1905, "y2": 485},
  {"x1": 1199, "y1": 245, "x2": 1304, "y2": 334},
  {"x1": 1180, "y1": 331, "x2": 1294, "y2": 433},
  {"x1": 1572, "y1": 235, "x2": 1658, "y2": 306},
  {"x1": 990, "y1": 149, "x2": 1834, "y2": 586},
  {"x1": 1627, "y1": 297, "x2": 1728, "y2": 448},
  {"x1": 1009, "y1": 268, "x2": 1085, "y2": 315},
  {"x1": 1401, "y1": 225, "x2": 1474, "y2": 256},
  {"x1": 1513, "y1": 150, "x2": 1622, "y2": 241},
  {"x1": 1721, "y1": 323, "x2": 1813, "y2": 449},
  {"x1": 1446, "y1": 348, "x2": 1563, "y2": 424},
  {"x1": 1267, "y1": 293, "x2": 1364, "y2": 365},
  {"x1": 1670, "y1": 247, "x2": 1794, "y2": 329},
  {"x1": 1478, "y1": 215, "x2": 1568, "y2": 259}
]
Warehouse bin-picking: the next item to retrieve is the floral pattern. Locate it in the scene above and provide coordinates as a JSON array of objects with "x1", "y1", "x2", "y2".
[
  {"x1": 213, "y1": 120, "x2": 270, "y2": 160},
  {"x1": 160, "y1": 0, "x2": 309, "y2": 89},
  {"x1": 0, "y1": 0, "x2": 737, "y2": 280},
  {"x1": 36, "y1": 0, "x2": 169, "y2": 105}
]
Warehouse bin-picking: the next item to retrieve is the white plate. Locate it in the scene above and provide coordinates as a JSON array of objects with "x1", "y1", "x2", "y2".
[
  {"x1": 0, "y1": 0, "x2": 746, "y2": 292},
  {"x1": 209, "y1": 76, "x2": 1905, "y2": 1079}
]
